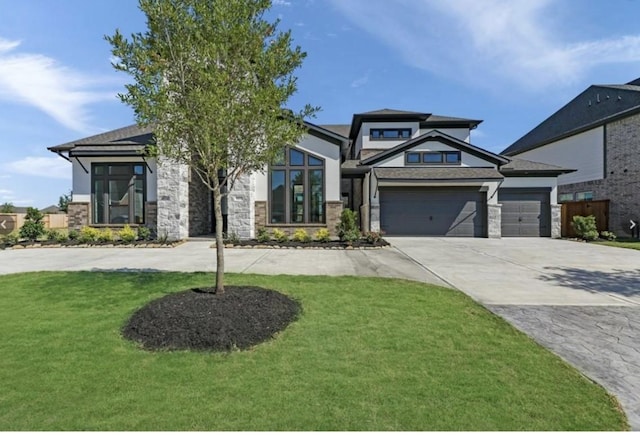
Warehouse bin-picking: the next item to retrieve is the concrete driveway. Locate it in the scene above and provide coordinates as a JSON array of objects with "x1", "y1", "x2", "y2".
[
  {"x1": 387, "y1": 237, "x2": 640, "y2": 430},
  {"x1": 1, "y1": 237, "x2": 639, "y2": 428}
]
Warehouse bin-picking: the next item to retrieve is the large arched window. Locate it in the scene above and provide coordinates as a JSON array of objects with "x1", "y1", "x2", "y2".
[{"x1": 269, "y1": 147, "x2": 324, "y2": 224}]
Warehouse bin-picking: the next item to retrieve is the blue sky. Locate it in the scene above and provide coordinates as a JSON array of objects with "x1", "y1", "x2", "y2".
[{"x1": 2, "y1": 0, "x2": 640, "y2": 208}]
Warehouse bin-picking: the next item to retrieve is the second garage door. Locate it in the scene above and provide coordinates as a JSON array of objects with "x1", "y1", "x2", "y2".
[
  {"x1": 499, "y1": 189, "x2": 551, "y2": 237},
  {"x1": 380, "y1": 187, "x2": 487, "y2": 236}
]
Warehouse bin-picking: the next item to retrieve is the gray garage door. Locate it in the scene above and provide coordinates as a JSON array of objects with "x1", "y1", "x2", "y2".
[
  {"x1": 380, "y1": 187, "x2": 487, "y2": 236},
  {"x1": 499, "y1": 189, "x2": 551, "y2": 237}
]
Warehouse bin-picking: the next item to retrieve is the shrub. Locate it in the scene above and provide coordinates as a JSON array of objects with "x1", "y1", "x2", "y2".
[
  {"x1": 79, "y1": 226, "x2": 100, "y2": 243},
  {"x1": 224, "y1": 232, "x2": 240, "y2": 244},
  {"x1": 45, "y1": 229, "x2": 64, "y2": 242},
  {"x1": 600, "y1": 230, "x2": 617, "y2": 241},
  {"x1": 119, "y1": 224, "x2": 137, "y2": 243},
  {"x1": 314, "y1": 228, "x2": 331, "y2": 243},
  {"x1": 137, "y1": 226, "x2": 151, "y2": 241},
  {"x1": 68, "y1": 229, "x2": 80, "y2": 241},
  {"x1": 97, "y1": 228, "x2": 114, "y2": 243},
  {"x1": 19, "y1": 207, "x2": 45, "y2": 241},
  {"x1": 4, "y1": 231, "x2": 20, "y2": 245},
  {"x1": 272, "y1": 228, "x2": 288, "y2": 243},
  {"x1": 572, "y1": 215, "x2": 598, "y2": 241},
  {"x1": 292, "y1": 228, "x2": 311, "y2": 243},
  {"x1": 364, "y1": 231, "x2": 383, "y2": 244},
  {"x1": 257, "y1": 227, "x2": 270, "y2": 243},
  {"x1": 337, "y1": 208, "x2": 361, "y2": 243}
]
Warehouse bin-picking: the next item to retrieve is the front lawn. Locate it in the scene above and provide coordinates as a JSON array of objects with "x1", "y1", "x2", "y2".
[
  {"x1": 594, "y1": 239, "x2": 640, "y2": 251},
  {"x1": 0, "y1": 272, "x2": 627, "y2": 431}
]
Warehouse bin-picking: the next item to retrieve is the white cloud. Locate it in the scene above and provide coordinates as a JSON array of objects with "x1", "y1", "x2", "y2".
[
  {"x1": 0, "y1": 37, "x2": 118, "y2": 132},
  {"x1": 5, "y1": 156, "x2": 71, "y2": 180},
  {"x1": 330, "y1": 0, "x2": 640, "y2": 91},
  {"x1": 351, "y1": 71, "x2": 370, "y2": 88},
  {"x1": 273, "y1": 0, "x2": 291, "y2": 6}
]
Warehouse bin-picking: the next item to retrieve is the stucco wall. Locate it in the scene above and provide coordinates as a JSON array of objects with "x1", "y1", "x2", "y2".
[
  {"x1": 514, "y1": 127, "x2": 604, "y2": 185},
  {"x1": 374, "y1": 140, "x2": 498, "y2": 168}
]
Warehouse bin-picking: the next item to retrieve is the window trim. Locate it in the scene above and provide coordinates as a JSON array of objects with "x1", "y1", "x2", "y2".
[
  {"x1": 269, "y1": 147, "x2": 326, "y2": 224},
  {"x1": 91, "y1": 163, "x2": 146, "y2": 225},
  {"x1": 404, "y1": 151, "x2": 461, "y2": 165},
  {"x1": 370, "y1": 128, "x2": 412, "y2": 141}
]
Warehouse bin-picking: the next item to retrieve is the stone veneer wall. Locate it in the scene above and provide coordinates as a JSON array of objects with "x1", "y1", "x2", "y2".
[
  {"x1": 67, "y1": 202, "x2": 90, "y2": 230},
  {"x1": 157, "y1": 159, "x2": 189, "y2": 241},
  {"x1": 145, "y1": 201, "x2": 158, "y2": 235},
  {"x1": 558, "y1": 112, "x2": 640, "y2": 236},
  {"x1": 551, "y1": 204, "x2": 562, "y2": 238},
  {"x1": 254, "y1": 200, "x2": 343, "y2": 238},
  {"x1": 188, "y1": 171, "x2": 211, "y2": 236},
  {"x1": 227, "y1": 173, "x2": 255, "y2": 239},
  {"x1": 487, "y1": 204, "x2": 502, "y2": 238}
]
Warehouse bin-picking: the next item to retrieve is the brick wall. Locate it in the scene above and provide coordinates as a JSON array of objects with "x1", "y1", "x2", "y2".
[
  {"x1": 67, "y1": 202, "x2": 89, "y2": 230},
  {"x1": 558, "y1": 112, "x2": 640, "y2": 236},
  {"x1": 254, "y1": 200, "x2": 343, "y2": 238}
]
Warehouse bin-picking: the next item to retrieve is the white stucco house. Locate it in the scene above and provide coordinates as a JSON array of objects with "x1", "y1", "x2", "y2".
[{"x1": 48, "y1": 108, "x2": 571, "y2": 240}]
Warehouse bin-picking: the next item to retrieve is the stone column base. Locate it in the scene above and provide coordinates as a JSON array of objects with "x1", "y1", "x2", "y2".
[
  {"x1": 551, "y1": 204, "x2": 562, "y2": 238},
  {"x1": 487, "y1": 204, "x2": 502, "y2": 238},
  {"x1": 68, "y1": 202, "x2": 90, "y2": 230}
]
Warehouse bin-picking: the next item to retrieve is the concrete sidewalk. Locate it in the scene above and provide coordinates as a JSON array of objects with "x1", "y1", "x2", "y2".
[{"x1": 0, "y1": 241, "x2": 448, "y2": 287}]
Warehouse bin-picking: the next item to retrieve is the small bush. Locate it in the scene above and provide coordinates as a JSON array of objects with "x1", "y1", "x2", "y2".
[
  {"x1": 314, "y1": 228, "x2": 331, "y2": 243},
  {"x1": 68, "y1": 229, "x2": 80, "y2": 241},
  {"x1": 257, "y1": 227, "x2": 270, "y2": 243},
  {"x1": 292, "y1": 228, "x2": 311, "y2": 243},
  {"x1": 19, "y1": 207, "x2": 45, "y2": 241},
  {"x1": 364, "y1": 231, "x2": 383, "y2": 244},
  {"x1": 45, "y1": 229, "x2": 62, "y2": 241},
  {"x1": 272, "y1": 228, "x2": 288, "y2": 243},
  {"x1": 337, "y1": 208, "x2": 361, "y2": 243},
  {"x1": 600, "y1": 230, "x2": 617, "y2": 241},
  {"x1": 572, "y1": 215, "x2": 598, "y2": 241},
  {"x1": 224, "y1": 232, "x2": 240, "y2": 244},
  {"x1": 4, "y1": 231, "x2": 20, "y2": 245},
  {"x1": 79, "y1": 226, "x2": 100, "y2": 243},
  {"x1": 119, "y1": 224, "x2": 137, "y2": 243},
  {"x1": 97, "y1": 228, "x2": 114, "y2": 243},
  {"x1": 137, "y1": 226, "x2": 151, "y2": 241}
]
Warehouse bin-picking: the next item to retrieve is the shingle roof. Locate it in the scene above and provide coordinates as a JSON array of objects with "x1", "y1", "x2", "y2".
[
  {"x1": 500, "y1": 158, "x2": 574, "y2": 176},
  {"x1": 48, "y1": 124, "x2": 154, "y2": 152},
  {"x1": 361, "y1": 130, "x2": 508, "y2": 166},
  {"x1": 374, "y1": 167, "x2": 504, "y2": 181},
  {"x1": 503, "y1": 80, "x2": 640, "y2": 155},
  {"x1": 320, "y1": 124, "x2": 350, "y2": 138}
]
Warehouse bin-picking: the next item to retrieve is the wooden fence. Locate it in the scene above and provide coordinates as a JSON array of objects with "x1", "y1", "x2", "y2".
[
  {"x1": 561, "y1": 200, "x2": 609, "y2": 237},
  {"x1": 1, "y1": 213, "x2": 68, "y2": 233}
]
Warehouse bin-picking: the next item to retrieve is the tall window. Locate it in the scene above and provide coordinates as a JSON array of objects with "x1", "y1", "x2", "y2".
[
  {"x1": 92, "y1": 163, "x2": 146, "y2": 224},
  {"x1": 270, "y1": 147, "x2": 324, "y2": 224}
]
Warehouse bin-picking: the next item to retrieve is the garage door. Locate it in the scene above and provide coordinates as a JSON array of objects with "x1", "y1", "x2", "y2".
[
  {"x1": 499, "y1": 189, "x2": 551, "y2": 237},
  {"x1": 380, "y1": 187, "x2": 486, "y2": 237}
]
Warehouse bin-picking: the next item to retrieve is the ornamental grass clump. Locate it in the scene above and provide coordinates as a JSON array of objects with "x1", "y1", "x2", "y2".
[
  {"x1": 572, "y1": 215, "x2": 599, "y2": 241},
  {"x1": 314, "y1": 228, "x2": 331, "y2": 243},
  {"x1": 119, "y1": 224, "x2": 137, "y2": 243},
  {"x1": 292, "y1": 228, "x2": 311, "y2": 243}
]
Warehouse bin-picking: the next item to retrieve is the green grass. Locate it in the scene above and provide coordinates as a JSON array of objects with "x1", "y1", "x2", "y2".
[
  {"x1": 594, "y1": 239, "x2": 640, "y2": 251},
  {"x1": 0, "y1": 272, "x2": 627, "y2": 431}
]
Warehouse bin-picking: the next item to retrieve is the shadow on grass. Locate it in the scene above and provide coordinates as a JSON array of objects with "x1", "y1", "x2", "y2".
[{"x1": 540, "y1": 267, "x2": 640, "y2": 298}]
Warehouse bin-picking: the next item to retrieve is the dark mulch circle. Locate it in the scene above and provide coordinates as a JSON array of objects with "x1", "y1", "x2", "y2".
[{"x1": 122, "y1": 286, "x2": 301, "y2": 352}]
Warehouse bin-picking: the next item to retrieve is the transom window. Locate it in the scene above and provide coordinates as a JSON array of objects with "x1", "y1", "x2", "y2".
[
  {"x1": 91, "y1": 163, "x2": 146, "y2": 225},
  {"x1": 270, "y1": 147, "x2": 324, "y2": 224},
  {"x1": 575, "y1": 191, "x2": 593, "y2": 201},
  {"x1": 370, "y1": 128, "x2": 411, "y2": 140},
  {"x1": 558, "y1": 193, "x2": 574, "y2": 203},
  {"x1": 405, "y1": 151, "x2": 461, "y2": 165}
]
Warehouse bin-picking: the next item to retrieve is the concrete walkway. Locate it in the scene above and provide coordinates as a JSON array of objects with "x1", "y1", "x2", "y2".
[
  {"x1": 386, "y1": 237, "x2": 640, "y2": 430},
  {"x1": 1, "y1": 237, "x2": 639, "y2": 429}
]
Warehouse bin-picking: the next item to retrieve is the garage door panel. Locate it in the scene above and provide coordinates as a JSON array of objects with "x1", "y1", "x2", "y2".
[
  {"x1": 498, "y1": 189, "x2": 550, "y2": 237},
  {"x1": 380, "y1": 188, "x2": 486, "y2": 237}
]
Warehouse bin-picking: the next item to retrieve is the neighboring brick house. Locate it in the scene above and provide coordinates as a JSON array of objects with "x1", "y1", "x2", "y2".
[
  {"x1": 49, "y1": 108, "x2": 571, "y2": 240},
  {"x1": 502, "y1": 78, "x2": 640, "y2": 237}
]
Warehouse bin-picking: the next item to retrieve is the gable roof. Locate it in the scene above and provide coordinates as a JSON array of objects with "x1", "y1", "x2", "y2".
[
  {"x1": 503, "y1": 79, "x2": 640, "y2": 156},
  {"x1": 360, "y1": 129, "x2": 509, "y2": 166}
]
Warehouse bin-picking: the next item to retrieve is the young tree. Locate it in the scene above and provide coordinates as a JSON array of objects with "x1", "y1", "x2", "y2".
[
  {"x1": 58, "y1": 190, "x2": 72, "y2": 213},
  {"x1": 0, "y1": 202, "x2": 14, "y2": 213},
  {"x1": 107, "y1": 0, "x2": 318, "y2": 293}
]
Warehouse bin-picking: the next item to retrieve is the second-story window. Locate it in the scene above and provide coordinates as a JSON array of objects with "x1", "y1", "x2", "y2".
[{"x1": 370, "y1": 128, "x2": 411, "y2": 140}]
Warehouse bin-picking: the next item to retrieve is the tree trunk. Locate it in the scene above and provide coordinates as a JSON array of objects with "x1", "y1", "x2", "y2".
[{"x1": 212, "y1": 177, "x2": 225, "y2": 294}]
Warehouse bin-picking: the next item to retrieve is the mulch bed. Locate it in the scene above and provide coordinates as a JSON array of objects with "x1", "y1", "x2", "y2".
[
  {"x1": 219, "y1": 239, "x2": 389, "y2": 249},
  {"x1": 122, "y1": 286, "x2": 301, "y2": 352}
]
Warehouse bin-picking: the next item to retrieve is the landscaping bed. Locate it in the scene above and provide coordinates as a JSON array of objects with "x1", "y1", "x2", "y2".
[{"x1": 216, "y1": 238, "x2": 389, "y2": 249}]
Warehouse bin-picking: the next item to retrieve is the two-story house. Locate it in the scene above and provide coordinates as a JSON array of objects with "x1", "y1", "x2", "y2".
[{"x1": 48, "y1": 108, "x2": 571, "y2": 239}]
